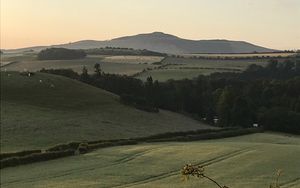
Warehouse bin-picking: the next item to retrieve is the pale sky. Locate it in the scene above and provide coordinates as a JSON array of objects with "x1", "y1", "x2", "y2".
[{"x1": 1, "y1": 0, "x2": 299, "y2": 50}]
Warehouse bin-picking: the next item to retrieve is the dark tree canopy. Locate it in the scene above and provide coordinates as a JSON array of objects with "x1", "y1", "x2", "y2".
[{"x1": 37, "y1": 48, "x2": 86, "y2": 60}]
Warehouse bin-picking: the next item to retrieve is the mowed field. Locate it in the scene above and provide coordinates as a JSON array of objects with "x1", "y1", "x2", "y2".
[
  {"x1": 1, "y1": 133, "x2": 300, "y2": 188},
  {"x1": 0, "y1": 72, "x2": 211, "y2": 152},
  {"x1": 136, "y1": 57, "x2": 269, "y2": 81},
  {"x1": 0, "y1": 54, "x2": 161, "y2": 76}
]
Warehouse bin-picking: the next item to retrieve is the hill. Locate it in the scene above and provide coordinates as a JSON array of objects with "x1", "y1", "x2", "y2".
[
  {"x1": 0, "y1": 72, "x2": 211, "y2": 152},
  {"x1": 3, "y1": 32, "x2": 276, "y2": 54},
  {"x1": 1, "y1": 133, "x2": 299, "y2": 188}
]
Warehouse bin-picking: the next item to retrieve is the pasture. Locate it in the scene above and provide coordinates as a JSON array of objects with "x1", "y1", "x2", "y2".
[
  {"x1": 1, "y1": 133, "x2": 299, "y2": 188},
  {"x1": 0, "y1": 71, "x2": 210, "y2": 152}
]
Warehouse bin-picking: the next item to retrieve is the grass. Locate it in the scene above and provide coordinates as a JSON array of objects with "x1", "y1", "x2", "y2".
[
  {"x1": 102, "y1": 56, "x2": 164, "y2": 64},
  {"x1": 0, "y1": 71, "x2": 211, "y2": 152},
  {"x1": 1, "y1": 133, "x2": 299, "y2": 188},
  {"x1": 136, "y1": 57, "x2": 268, "y2": 81},
  {"x1": 1, "y1": 55, "x2": 159, "y2": 76},
  {"x1": 184, "y1": 52, "x2": 295, "y2": 58}
]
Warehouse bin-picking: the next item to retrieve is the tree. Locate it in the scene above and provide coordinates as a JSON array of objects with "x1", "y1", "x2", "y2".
[
  {"x1": 94, "y1": 63, "x2": 102, "y2": 76},
  {"x1": 217, "y1": 87, "x2": 235, "y2": 127},
  {"x1": 231, "y1": 97, "x2": 253, "y2": 127},
  {"x1": 80, "y1": 66, "x2": 90, "y2": 83}
]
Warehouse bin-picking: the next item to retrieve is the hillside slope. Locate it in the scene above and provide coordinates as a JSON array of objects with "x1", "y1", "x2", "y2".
[
  {"x1": 4, "y1": 32, "x2": 276, "y2": 54},
  {"x1": 0, "y1": 72, "x2": 211, "y2": 152}
]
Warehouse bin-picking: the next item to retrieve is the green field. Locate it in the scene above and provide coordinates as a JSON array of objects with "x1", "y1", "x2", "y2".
[
  {"x1": 1, "y1": 133, "x2": 299, "y2": 188},
  {"x1": 0, "y1": 72, "x2": 211, "y2": 152},
  {"x1": 136, "y1": 57, "x2": 269, "y2": 81},
  {"x1": 1, "y1": 55, "x2": 159, "y2": 76},
  {"x1": 184, "y1": 52, "x2": 295, "y2": 58}
]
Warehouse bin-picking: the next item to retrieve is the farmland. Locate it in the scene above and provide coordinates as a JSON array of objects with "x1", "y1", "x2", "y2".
[
  {"x1": 1, "y1": 133, "x2": 299, "y2": 188},
  {"x1": 0, "y1": 71, "x2": 210, "y2": 152},
  {"x1": 1, "y1": 54, "x2": 159, "y2": 76},
  {"x1": 136, "y1": 57, "x2": 269, "y2": 81},
  {"x1": 1, "y1": 52, "x2": 296, "y2": 81}
]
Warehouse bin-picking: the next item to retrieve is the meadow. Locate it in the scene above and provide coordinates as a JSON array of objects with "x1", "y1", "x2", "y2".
[{"x1": 1, "y1": 133, "x2": 299, "y2": 188}]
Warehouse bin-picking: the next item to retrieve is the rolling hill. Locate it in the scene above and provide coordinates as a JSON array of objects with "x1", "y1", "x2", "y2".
[
  {"x1": 0, "y1": 71, "x2": 211, "y2": 152},
  {"x1": 3, "y1": 32, "x2": 276, "y2": 54}
]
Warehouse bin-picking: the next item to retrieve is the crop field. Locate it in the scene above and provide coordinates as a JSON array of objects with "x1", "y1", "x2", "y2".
[
  {"x1": 1, "y1": 133, "x2": 299, "y2": 188},
  {"x1": 184, "y1": 52, "x2": 296, "y2": 58},
  {"x1": 135, "y1": 57, "x2": 268, "y2": 81},
  {"x1": 1, "y1": 55, "x2": 159, "y2": 76},
  {"x1": 102, "y1": 56, "x2": 164, "y2": 64},
  {"x1": 0, "y1": 72, "x2": 211, "y2": 152}
]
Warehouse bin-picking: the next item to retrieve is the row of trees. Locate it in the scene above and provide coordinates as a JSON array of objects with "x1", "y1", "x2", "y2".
[{"x1": 40, "y1": 59, "x2": 300, "y2": 134}]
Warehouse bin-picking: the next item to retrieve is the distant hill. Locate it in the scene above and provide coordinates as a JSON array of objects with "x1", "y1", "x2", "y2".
[
  {"x1": 1, "y1": 72, "x2": 211, "y2": 152},
  {"x1": 4, "y1": 32, "x2": 276, "y2": 54}
]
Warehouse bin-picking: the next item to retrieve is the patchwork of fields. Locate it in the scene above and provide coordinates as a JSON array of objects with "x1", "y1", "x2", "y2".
[
  {"x1": 1, "y1": 133, "x2": 299, "y2": 188},
  {"x1": 1, "y1": 53, "x2": 283, "y2": 81}
]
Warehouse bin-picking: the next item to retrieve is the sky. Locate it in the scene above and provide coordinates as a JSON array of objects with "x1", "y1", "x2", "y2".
[{"x1": 1, "y1": 0, "x2": 300, "y2": 50}]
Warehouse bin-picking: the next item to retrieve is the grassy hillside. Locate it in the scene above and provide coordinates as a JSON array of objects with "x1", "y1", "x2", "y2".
[
  {"x1": 0, "y1": 72, "x2": 211, "y2": 152},
  {"x1": 1, "y1": 133, "x2": 299, "y2": 188}
]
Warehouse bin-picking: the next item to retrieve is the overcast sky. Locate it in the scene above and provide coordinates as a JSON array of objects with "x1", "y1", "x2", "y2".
[{"x1": 1, "y1": 0, "x2": 299, "y2": 50}]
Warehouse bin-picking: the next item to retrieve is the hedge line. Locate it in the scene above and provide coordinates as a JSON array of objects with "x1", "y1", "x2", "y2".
[
  {"x1": 0, "y1": 149, "x2": 42, "y2": 160},
  {"x1": 0, "y1": 128, "x2": 262, "y2": 169},
  {"x1": 1, "y1": 150, "x2": 75, "y2": 169}
]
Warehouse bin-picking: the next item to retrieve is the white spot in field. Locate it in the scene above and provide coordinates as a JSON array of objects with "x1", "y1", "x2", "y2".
[
  {"x1": 50, "y1": 84, "x2": 55, "y2": 88},
  {"x1": 28, "y1": 73, "x2": 31, "y2": 77},
  {"x1": 39, "y1": 80, "x2": 43, "y2": 83},
  {"x1": 253, "y1": 123, "x2": 259, "y2": 127},
  {"x1": 4, "y1": 68, "x2": 7, "y2": 72}
]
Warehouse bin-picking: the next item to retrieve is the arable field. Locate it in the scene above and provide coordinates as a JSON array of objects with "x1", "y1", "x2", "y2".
[
  {"x1": 0, "y1": 72, "x2": 211, "y2": 152},
  {"x1": 184, "y1": 52, "x2": 296, "y2": 58},
  {"x1": 136, "y1": 57, "x2": 269, "y2": 81},
  {"x1": 1, "y1": 133, "x2": 299, "y2": 188},
  {"x1": 102, "y1": 55, "x2": 164, "y2": 64},
  {"x1": 1, "y1": 55, "x2": 159, "y2": 76}
]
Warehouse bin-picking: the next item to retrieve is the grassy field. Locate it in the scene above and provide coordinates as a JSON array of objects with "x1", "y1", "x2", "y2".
[
  {"x1": 0, "y1": 71, "x2": 211, "y2": 152},
  {"x1": 102, "y1": 56, "x2": 164, "y2": 64},
  {"x1": 1, "y1": 133, "x2": 299, "y2": 188},
  {"x1": 184, "y1": 52, "x2": 296, "y2": 58},
  {"x1": 0, "y1": 55, "x2": 159, "y2": 76},
  {"x1": 136, "y1": 57, "x2": 269, "y2": 81}
]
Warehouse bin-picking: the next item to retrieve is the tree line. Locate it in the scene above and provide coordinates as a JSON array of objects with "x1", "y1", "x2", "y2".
[
  {"x1": 40, "y1": 59, "x2": 300, "y2": 134},
  {"x1": 37, "y1": 48, "x2": 87, "y2": 60}
]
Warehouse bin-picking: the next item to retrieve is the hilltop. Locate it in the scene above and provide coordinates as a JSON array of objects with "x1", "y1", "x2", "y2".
[{"x1": 3, "y1": 32, "x2": 276, "y2": 54}]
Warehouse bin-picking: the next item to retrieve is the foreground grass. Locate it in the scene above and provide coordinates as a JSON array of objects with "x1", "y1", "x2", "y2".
[
  {"x1": 1, "y1": 72, "x2": 210, "y2": 152},
  {"x1": 1, "y1": 133, "x2": 299, "y2": 188}
]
